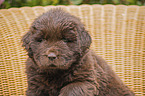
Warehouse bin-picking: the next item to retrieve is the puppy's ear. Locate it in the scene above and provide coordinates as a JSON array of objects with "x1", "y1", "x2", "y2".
[
  {"x1": 78, "y1": 26, "x2": 92, "y2": 52},
  {"x1": 22, "y1": 31, "x2": 33, "y2": 58}
]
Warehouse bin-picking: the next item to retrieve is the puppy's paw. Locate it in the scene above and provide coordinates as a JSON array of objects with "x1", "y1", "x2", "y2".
[{"x1": 59, "y1": 82, "x2": 98, "y2": 96}]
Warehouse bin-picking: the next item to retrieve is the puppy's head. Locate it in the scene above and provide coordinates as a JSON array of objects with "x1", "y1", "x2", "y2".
[{"x1": 22, "y1": 9, "x2": 91, "y2": 70}]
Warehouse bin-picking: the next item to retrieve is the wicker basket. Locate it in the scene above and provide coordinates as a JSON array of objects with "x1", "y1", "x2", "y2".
[{"x1": 0, "y1": 5, "x2": 145, "y2": 96}]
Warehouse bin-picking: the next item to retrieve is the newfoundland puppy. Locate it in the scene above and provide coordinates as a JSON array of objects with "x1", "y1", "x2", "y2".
[{"x1": 22, "y1": 8, "x2": 134, "y2": 96}]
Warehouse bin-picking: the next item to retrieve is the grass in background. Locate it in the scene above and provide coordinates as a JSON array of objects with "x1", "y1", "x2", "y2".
[{"x1": 0, "y1": 0, "x2": 144, "y2": 9}]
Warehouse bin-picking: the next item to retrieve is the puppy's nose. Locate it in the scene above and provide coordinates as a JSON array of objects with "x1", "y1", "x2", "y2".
[{"x1": 48, "y1": 53, "x2": 57, "y2": 61}]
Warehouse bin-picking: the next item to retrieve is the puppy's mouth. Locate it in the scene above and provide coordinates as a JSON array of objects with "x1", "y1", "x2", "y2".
[
  {"x1": 35, "y1": 55, "x2": 74, "y2": 70},
  {"x1": 49, "y1": 63, "x2": 57, "y2": 67}
]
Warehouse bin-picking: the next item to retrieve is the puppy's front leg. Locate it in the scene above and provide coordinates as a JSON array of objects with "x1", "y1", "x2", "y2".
[{"x1": 59, "y1": 81, "x2": 98, "y2": 96}]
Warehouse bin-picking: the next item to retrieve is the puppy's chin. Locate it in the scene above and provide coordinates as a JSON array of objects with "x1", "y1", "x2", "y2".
[{"x1": 35, "y1": 55, "x2": 76, "y2": 70}]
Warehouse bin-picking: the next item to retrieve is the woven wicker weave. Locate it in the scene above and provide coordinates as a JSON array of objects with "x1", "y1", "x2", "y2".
[{"x1": 0, "y1": 5, "x2": 145, "y2": 96}]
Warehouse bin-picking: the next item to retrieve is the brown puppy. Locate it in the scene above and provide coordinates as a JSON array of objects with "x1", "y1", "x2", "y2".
[{"x1": 22, "y1": 9, "x2": 135, "y2": 96}]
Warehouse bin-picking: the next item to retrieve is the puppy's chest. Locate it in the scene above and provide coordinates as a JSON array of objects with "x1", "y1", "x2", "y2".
[{"x1": 39, "y1": 73, "x2": 71, "y2": 95}]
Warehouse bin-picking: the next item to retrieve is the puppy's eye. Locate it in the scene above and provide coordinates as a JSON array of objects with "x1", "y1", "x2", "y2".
[
  {"x1": 63, "y1": 35, "x2": 77, "y2": 43},
  {"x1": 62, "y1": 30, "x2": 77, "y2": 43},
  {"x1": 63, "y1": 39, "x2": 68, "y2": 43},
  {"x1": 63, "y1": 39, "x2": 73, "y2": 43},
  {"x1": 32, "y1": 26, "x2": 38, "y2": 30},
  {"x1": 35, "y1": 38, "x2": 43, "y2": 42}
]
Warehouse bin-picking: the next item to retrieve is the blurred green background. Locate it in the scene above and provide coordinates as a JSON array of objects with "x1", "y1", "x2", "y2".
[{"x1": 0, "y1": 0, "x2": 145, "y2": 9}]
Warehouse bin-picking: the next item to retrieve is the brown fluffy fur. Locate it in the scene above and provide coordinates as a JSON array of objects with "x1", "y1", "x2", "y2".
[{"x1": 22, "y1": 9, "x2": 135, "y2": 96}]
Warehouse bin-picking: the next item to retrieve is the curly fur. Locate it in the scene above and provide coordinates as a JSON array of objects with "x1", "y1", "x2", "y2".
[{"x1": 22, "y1": 8, "x2": 135, "y2": 96}]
